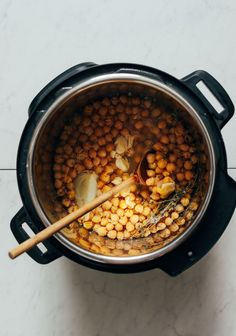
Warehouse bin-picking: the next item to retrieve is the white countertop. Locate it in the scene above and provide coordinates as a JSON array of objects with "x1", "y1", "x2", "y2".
[{"x1": 1, "y1": 1, "x2": 236, "y2": 335}]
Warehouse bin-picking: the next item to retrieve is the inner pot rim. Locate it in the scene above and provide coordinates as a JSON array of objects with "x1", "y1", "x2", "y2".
[{"x1": 26, "y1": 73, "x2": 216, "y2": 265}]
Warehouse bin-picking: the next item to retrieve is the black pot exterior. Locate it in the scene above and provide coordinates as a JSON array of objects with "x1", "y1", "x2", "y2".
[{"x1": 11, "y1": 63, "x2": 236, "y2": 276}]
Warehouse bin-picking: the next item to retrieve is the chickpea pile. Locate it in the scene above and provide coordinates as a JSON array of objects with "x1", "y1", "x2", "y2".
[{"x1": 53, "y1": 94, "x2": 205, "y2": 256}]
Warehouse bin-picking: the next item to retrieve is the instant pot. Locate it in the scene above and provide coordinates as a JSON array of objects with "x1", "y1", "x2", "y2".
[{"x1": 10, "y1": 62, "x2": 236, "y2": 276}]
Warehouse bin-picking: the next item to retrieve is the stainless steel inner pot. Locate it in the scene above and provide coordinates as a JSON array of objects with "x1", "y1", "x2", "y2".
[{"x1": 26, "y1": 73, "x2": 215, "y2": 264}]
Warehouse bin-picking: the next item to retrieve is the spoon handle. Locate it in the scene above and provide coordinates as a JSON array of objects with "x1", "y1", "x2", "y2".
[{"x1": 9, "y1": 176, "x2": 136, "y2": 259}]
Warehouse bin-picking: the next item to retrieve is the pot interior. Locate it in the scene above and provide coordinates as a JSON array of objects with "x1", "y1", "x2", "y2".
[{"x1": 28, "y1": 76, "x2": 214, "y2": 263}]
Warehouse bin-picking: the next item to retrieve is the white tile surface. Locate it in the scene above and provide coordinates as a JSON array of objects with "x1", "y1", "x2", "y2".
[
  {"x1": 2, "y1": 169, "x2": 236, "y2": 336},
  {"x1": 1, "y1": 1, "x2": 236, "y2": 335},
  {"x1": 0, "y1": 0, "x2": 236, "y2": 168}
]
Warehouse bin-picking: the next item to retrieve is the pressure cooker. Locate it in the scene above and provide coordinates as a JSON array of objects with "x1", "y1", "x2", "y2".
[{"x1": 10, "y1": 62, "x2": 236, "y2": 276}]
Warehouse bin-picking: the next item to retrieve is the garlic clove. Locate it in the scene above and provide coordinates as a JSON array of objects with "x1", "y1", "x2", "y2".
[
  {"x1": 115, "y1": 136, "x2": 128, "y2": 155},
  {"x1": 115, "y1": 157, "x2": 130, "y2": 172},
  {"x1": 156, "y1": 177, "x2": 175, "y2": 198},
  {"x1": 74, "y1": 171, "x2": 98, "y2": 207},
  {"x1": 110, "y1": 150, "x2": 116, "y2": 159},
  {"x1": 127, "y1": 135, "x2": 135, "y2": 149},
  {"x1": 111, "y1": 176, "x2": 123, "y2": 185}
]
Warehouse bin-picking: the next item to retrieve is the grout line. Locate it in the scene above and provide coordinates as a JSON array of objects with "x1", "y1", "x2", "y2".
[{"x1": 0, "y1": 169, "x2": 16, "y2": 171}]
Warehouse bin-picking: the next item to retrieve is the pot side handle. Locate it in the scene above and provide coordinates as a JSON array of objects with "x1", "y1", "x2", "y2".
[
  {"x1": 28, "y1": 62, "x2": 97, "y2": 117},
  {"x1": 10, "y1": 208, "x2": 61, "y2": 264},
  {"x1": 182, "y1": 70, "x2": 234, "y2": 129},
  {"x1": 157, "y1": 170, "x2": 236, "y2": 276}
]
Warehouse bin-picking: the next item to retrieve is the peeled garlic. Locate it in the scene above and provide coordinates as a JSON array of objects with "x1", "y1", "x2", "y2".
[
  {"x1": 111, "y1": 176, "x2": 123, "y2": 185},
  {"x1": 114, "y1": 135, "x2": 135, "y2": 155},
  {"x1": 115, "y1": 136, "x2": 128, "y2": 155},
  {"x1": 127, "y1": 134, "x2": 135, "y2": 149},
  {"x1": 74, "y1": 171, "x2": 98, "y2": 207},
  {"x1": 115, "y1": 157, "x2": 130, "y2": 172},
  {"x1": 110, "y1": 150, "x2": 116, "y2": 159},
  {"x1": 156, "y1": 177, "x2": 175, "y2": 198}
]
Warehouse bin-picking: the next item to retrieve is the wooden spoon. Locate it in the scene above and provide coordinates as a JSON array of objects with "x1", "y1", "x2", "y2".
[{"x1": 8, "y1": 151, "x2": 152, "y2": 259}]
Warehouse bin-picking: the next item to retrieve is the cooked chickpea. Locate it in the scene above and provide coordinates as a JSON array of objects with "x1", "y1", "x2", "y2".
[
  {"x1": 100, "y1": 158, "x2": 108, "y2": 167},
  {"x1": 107, "y1": 230, "x2": 117, "y2": 239},
  {"x1": 134, "y1": 204, "x2": 143, "y2": 213},
  {"x1": 100, "y1": 173, "x2": 110, "y2": 183},
  {"x1": 132, "y1": 97, "x2": 141, "y2": 105},
  {"x1": 147, "y1": 170, "x2": 155, "y2": 177},
  {"x1": 119, "y1": 200, "x2": 127, "y2": 209},
  {"x1": 83, "y1": 158, "x2": 93, "y2": 170},
  {"x1": 141, "y1": 109, "x2": 149, "y2": 117},
  {"x1": 171, "y1": 212, "x2": 179, "y2": 220},
  {"x1": 130, "y1": 215, "x2": 139, "y2": 224},
  {"x1": 130, "y1": 184, "x2": 137, "y2": 193},
  {"x1": 189, "y1": 201, "x2": 198, "y2": 211},
  {"x1": 62, "y1": 198, "x2": 70, "y2": 207},
  {"x1": 175, "y1": 204, "x2": 184, "y2": 213},
  {"x1": 143, "y1": 206, "x2": 151, "y2": 217},
  {"x1": 102, "y1": 201, "x2": 112, "y2": 210},
  {"x1": 119, "y1": 216, "x2": 128, "y2": 225},
  {"x1": 115, "y1": 223, "x2": 123, "y2": 231},
  {"x1": 146, "y1": 177, "x2": 155, "y2": 186},
  {"x1": 111, "y1": 198, "x2": 119, "y2": 207},
  {"x1": 111, "y1": 213, "x2": 119, "y2": 222},
  {"x1": 151, "y1": 108, "x2": 161, "y2": 117},
  {"x1": 184, "y1": 161, "x2": 193, "y2": 170},
  {"x1": 158, "y1": 120, "x2": 167, "y2": 129},
  {"x1": 176, "y1": 173, "x2": 185, "y2": 182},
  {"x1": 152, "y1": 142, "x2": 163, "y2": 151},
  {"x1": 140, "y1": 190, "x2": 149, "y2": 199},
  {"x1": 177, "y1": 218, "x2": 186, "y2": 226},
  {"x1": 120, "y1": 189, "x2": 130, "y2": 197},
  {"x1": 134, "y1": 121, "x2": 143, "y2": 129},
  {"x1": 191, "y1": 155, "x2": 198, "y2": 164},
  {"x1": 160, "y1": 228, "x2": 171, "y2": 238},
  {"x1": 126, "y1": 209, "x2": 133, "y2": 218},
  {"x1": 83, "y1": 221, "x2": 93, "y2": 230},
  {"x1": 156, "y1": 223, "x2": 166, "y2": 231},
  {"x1": 166, "y1": 163, "x2": 176, "y2": 173},
  {"x1": 97, "y1": 180, "x2": 104, "y2": 189},
  {"x1": 96, "y1": 226, "x2": 107, "y2": 237},
  {"x1": 126, "y1": 222, "x2": 135, "y2": 232},
  {"x1": 124, "y1": 230, "x2": 131, "y2": 239},
  {"x1": 98, "y1": 149, "x2": 106, "y2": 158},
  {"x1": 101, "y1": 218, "x2": 108, "y2": 226},
  {"x1": 157, "y1": 157, "x2": 168, "y2": 169},
  {"x1": 92, "y1": 215, "x2": 101, "y2": 223},
  {"x1": 160, "y1": 135, "x2": 169, "y2": 144},
  {"x1": 68, "y1": 190, "x2": 75, "y2": 200},
  {"x1": 186, "y1": 211, "x2": 194, "y2": 220},
  {"x1": 150, "y1": 193, "x2": 160, "y2": 201},
  {"x1": 170, "y1": 224, "x2": 179, "y2": 232},
  {"x1": 105, "y1": 133, "x2": 113, "y2": 142},
  {"x1": 165, "y1": 217, "x2": 173, "y2": 226},
  {"x1": 114, "y1": 120, "x2": 123, "y2": 130},
  {"x1": 147, "y1": 153, "x2": 155, "y2": 163},
  {"x1": 93, "y1": 157, "x2": 100, "y2": 166},
  {"x1": 185, "y1": 171, "x2": 194, "y2": 181},
  {"x1": 106, "y1": 223, "x2": 114, "y2": 231},
  {"x1": 181, "y1": 197, "x2": 190, "y2": 207},
  {"x1": 179, "y1": 144, "x2": 189, "y2": 152}
]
